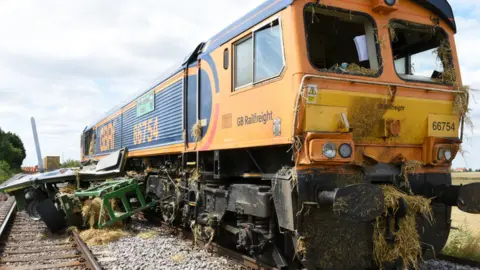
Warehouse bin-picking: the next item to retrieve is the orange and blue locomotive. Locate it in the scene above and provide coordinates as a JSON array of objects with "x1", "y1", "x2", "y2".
[
  {"x1": 80, "y1": 0, "x2": 479, "y2": 268},
  {"x1": 1, "y1": 0, "x2": 479, "y2": 269}
]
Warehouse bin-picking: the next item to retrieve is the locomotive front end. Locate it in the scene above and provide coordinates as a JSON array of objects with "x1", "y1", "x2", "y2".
[{"x1": 281, "y1": 0, "x2": 480, "y2": 269}]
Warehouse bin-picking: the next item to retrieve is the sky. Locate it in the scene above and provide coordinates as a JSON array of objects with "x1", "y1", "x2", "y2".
[{"x1": 0, "y1": 0, "x2": 478, "y2": 169}]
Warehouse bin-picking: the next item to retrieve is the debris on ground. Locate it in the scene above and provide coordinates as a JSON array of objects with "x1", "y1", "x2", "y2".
[
  {"x1": 137, "y1": 230, "x2": 159, "y2": 239},
  {"x1": 79, "y1": 228, "x2": 129, "y2": 246}
]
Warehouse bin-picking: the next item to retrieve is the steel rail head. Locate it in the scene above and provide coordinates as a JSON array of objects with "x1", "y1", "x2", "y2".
[
  {"x1": 0, "y1": 200, "x2": 16, "y2": 238},
  {"x1": 72, "y1": 230, "x2": 102, "y2": 270}
]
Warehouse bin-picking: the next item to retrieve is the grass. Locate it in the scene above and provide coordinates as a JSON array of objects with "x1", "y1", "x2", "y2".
[{"x1": 442, "y1": 226, "x2": 480, "y2": 262}]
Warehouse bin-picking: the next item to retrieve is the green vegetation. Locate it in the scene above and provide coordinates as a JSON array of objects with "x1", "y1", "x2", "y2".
[
  {"x1": 0, "y1": 128, "x2": 26, "y2": 184},
  {"x1": 0, "y1": 161, "x2": 13, "y2": 183},
  {"x1": 442, "y1": 226, "x2": 480, "y2": 262},
  {"x1": 61, "y1": 159, "x2": 82, "y2": 168}
]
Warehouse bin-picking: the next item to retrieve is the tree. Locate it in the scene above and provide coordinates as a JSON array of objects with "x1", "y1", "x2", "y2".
[
  {"x1": 0, "y1": 161, "x2": 12, "y2": 183},
  {"x1": 0, "y1": 128, "x2": 26, "y2": 170},
  {"x1": 61, "y1": 159, "x2": 82, "y2": 168}
]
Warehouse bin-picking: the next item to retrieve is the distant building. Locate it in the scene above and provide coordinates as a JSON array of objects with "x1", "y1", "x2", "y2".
[
  {"x1": 21, "y1": 166, "x2": 38, "y2": 174},
  {"x1": 43, "y1": 156, "x2": 61, "y2": 171},
  {"x1": 452, "y1": 168, "x2": 468, "y2": 172}
]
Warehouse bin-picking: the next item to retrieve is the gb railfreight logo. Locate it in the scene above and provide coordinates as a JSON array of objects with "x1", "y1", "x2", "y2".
[{"x1": 237, "y1": 111, "x2": 273, "y2": 126}]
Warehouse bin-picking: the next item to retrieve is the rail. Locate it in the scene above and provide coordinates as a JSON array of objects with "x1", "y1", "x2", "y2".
[
  {"x1": 0, "y1": 199, "x2": 103, "y2": 270},
  {"x1": 162, "y1": 223, "x2": 277, "y2": 270},
  {"x1": 72, "y1": 230, "x2": 103, "y2": 270},
  {"x1": 0, "y1": 200, "x2": 16, "y2": 238}
]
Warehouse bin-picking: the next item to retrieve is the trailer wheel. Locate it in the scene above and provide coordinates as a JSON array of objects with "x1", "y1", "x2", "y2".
[
  {"x1": 26, "y1": 200, "x2": 41, "y2": 221},
  {"x1": 37, "y1": 199, "x2": 66, "y2": 233}
]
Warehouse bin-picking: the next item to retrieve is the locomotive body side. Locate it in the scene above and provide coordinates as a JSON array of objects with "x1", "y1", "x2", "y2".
[{"x1": 82, "y1": 0, "x2": 298, "y2": 161}]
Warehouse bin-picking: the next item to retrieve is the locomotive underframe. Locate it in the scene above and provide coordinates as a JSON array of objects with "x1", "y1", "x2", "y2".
[{"x1": 133, "y1": 145, "x2": 466, "y2": 270}]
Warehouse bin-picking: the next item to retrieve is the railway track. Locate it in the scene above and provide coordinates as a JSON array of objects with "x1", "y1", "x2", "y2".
[
  {"x1": 160, "y1": 222, "x2": 277, "y2": 270},
  {"x1": 0, "y1": 198, "x2": 102, "y2": 270}
]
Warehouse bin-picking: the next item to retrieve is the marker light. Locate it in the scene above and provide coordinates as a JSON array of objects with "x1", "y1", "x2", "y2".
[
  {"x1": 339, "y1": 144, "x2": 353, "y2": 158},
  {"x1": 323, "y1": 143, "x2": 337, "y2": 159},
  {"x1": 384, "y1": 0, "x2": 396, "y2": 6}
]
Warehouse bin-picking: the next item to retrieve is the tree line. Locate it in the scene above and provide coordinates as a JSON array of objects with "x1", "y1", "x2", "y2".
[{"x1": 0, "y1": 128, "x2": 26, "y2": 183}]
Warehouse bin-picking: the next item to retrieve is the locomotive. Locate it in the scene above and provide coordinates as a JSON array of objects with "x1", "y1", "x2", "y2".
[{"x1": 1, "y1": 0, "x2": 479, "y2": 269}]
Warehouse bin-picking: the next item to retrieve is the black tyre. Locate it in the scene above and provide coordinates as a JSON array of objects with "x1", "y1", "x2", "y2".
[
  {"x1": 37, "y1": 199, "x2": 66, "y2": 233},
  {"x1": 26, "y1": 200, "x2": 41, "y2": 221}
]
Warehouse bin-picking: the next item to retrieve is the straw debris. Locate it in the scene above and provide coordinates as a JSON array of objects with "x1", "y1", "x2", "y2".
[
  {"x1": 82, "y1": 198, "x2": 122, "y2": 229},
  {"x1": 400, "y1": 160, "x2": 423, "y2": 191},
  {"x1": 385, "y1": 23, "x2": 397, "y2": 43},
  {"x1": 344, "y1": 63, "x2": 378, "y2": 76},
  {"x1": 191, "y1": 121, "x2": 202, "y2": 143},
  {"x1": 59, "y1": 184, "x2": 77, "y2": 194},
  {"x1": 295, "y1": 236, "x2": 307, "y2": 259},
  {"x1": 453, "y1": 85, "x2": 476, "y2": 132},
  {"x1": 171, "y1": 253, "x2": 186, "y2": 263},
  {"x1": 79, "y1": 228, "x2": 129, "y2": 246},
  {"x1": 373, "y1": 185, "x2": 433, "y2": 269},
  {"x1": 137, "y1": 230, "x2": 159, "y2": 239},
  {"x1": 350, "y1": 98, "x2": 387, "y2": 140}
]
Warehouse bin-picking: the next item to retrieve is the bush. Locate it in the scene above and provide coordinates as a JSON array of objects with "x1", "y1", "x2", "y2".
[
  {"x1": 442, "y1": 226, "x2": 480, "y2": 262},
  {"x1": 0, "y1": 160, "x2": 12, "y2": 184},
  {"x1": 61, "y1": 159, "x2": 82, "y2": 168}
]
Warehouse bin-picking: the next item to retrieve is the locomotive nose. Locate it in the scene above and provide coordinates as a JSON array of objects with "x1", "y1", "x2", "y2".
[{"x1": 317, "y1": 183, "x2": 385, "y2": 221}]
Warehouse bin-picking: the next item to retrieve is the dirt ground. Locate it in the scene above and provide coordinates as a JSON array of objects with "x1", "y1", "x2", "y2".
[{"x1": 451, "y1": 173, "x2": 480, "y2": 234}]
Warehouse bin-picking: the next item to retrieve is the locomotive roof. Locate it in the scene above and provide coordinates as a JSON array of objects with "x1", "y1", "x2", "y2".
[{"x1": 86, "y1": 0, "x2": 456, "y2": 130}]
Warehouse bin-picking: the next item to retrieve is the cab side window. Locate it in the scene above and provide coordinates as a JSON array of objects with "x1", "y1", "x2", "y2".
[
  {"x1": 233, "y1": 18, "x2": 285, "y2": 91},
  {"x1": 234, "y1": 37, "x2": 253, "y2": 89}
]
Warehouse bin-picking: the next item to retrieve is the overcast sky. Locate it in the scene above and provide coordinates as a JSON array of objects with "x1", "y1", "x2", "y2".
[{"x1": 0, "y1": 0, "x2": 478, "y2": 169}]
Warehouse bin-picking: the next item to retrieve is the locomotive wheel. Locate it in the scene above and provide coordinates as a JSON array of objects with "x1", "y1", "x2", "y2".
[{"x1": 26, "y1": 200, "x2": 41, "y2": 221}]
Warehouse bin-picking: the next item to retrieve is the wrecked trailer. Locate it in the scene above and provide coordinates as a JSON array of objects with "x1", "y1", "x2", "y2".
[{"x1": 0, "y1": 148, "x2": 150, "y2": 232}]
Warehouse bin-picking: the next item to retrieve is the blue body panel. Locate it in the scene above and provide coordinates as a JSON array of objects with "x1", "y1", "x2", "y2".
[
  {"x1": 123, "y1": 80, "x2": 184, "y2": 151},
  {"x1": 199, "y1": 70, "x2": 212, "y2": 137},
  {"x1": 186, "y1": 73, "x2": 197, "y2": 144},
  {"x1": 93, "y1": 79, "x2": 184, "y2": 156},
  {"x1": 95, "y1": 116, "x2": 122, "y2": 155}
]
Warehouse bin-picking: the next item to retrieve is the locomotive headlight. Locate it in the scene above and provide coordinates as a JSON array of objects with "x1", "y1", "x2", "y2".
[
  {"x1": 322, "y1": 143, "x2": 337, "y2": 159},
  {"x1": 384, "y1": 0, "x2": 396, "y2": 6},
  {"x1": 339, "y1": 144, "x2": 353, "y2": 158},
  {"x1": 444, "y1": 149, "x2": 452, "y2": 161},
  {"x1": 437, "y1": 148, "x2": 453, "y2": 161}
]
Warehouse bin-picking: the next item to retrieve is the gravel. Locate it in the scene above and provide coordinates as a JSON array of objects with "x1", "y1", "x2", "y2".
[
  {"x1": 420, "y1": 260, "x2": 479, "y2": 270},
  {"x1": 85, "y1": 218, "x2": 479, "y2": 270},
  {"x1": 89, "y1": 220, "x2": 245, "y2": 270}
]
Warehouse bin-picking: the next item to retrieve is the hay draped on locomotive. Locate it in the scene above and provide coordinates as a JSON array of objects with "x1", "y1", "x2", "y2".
[{"x1": 1, "y1": 0, "x2": 479, "y2": 269}]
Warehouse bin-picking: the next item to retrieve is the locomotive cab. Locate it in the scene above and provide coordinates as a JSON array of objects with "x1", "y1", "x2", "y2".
[{"x1": 285, "y1": 0, "x2": 479, "y2": 269}]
